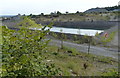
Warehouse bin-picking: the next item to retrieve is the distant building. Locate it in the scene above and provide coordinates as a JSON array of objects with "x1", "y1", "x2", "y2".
[{"x1": 84, "y1": 8, "x2": 108, "y2": 13}]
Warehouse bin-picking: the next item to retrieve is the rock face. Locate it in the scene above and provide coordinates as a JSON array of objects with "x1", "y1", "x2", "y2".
[{"x1": 94, "y1": 26, "x2": 118, "y2": 47}]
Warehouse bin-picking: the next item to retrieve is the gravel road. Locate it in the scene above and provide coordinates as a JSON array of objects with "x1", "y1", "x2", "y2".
[{"x1": 49, "y1": 39, "x2": 119, "y2": 59}]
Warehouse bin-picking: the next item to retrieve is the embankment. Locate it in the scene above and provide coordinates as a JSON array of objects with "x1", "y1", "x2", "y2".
[{"x1": 38, "y1": 21, "x2": 118, "y2": 30}]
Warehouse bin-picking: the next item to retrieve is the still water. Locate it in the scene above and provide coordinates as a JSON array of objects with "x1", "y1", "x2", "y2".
[{"x1": 33, "y1": 26, "x2": 104, "y2": 36}]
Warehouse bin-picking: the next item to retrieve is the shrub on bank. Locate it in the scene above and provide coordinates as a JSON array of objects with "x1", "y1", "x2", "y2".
[{"x1": 1, "y1": 17, "x2": 62, "y2": 77}]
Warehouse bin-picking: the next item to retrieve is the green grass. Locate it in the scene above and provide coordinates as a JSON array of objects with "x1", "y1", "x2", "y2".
[
  {"x1": 101, "y1": 68, "x2": 119, "y2": 76},
  {"x1": 42, "y1": 45, "x2": 118, "y2": 76}
]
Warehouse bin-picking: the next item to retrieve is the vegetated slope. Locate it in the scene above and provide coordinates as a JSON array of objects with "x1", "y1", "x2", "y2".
[
  {"x1": 104, "y1": 5, "x2": 120, "y2": 11},
  {"x1": 30, "y1": 12, "x2": 118, "y2": 30},
  {"x1": 84, "y1": 5, "x2": 120, "y2": 13},
  {"x1": 104, "y1": 26, "x2": 118, "y2": 47},
  {"x1": 94, "y1": 26, "x2": 118, "y2": 47},
  {"x1": 42, "y1": 45, "x2": 118, "y2": 76},
  {"x1": 2, "y1": 8, "x2": 119, "y2": 30},
  {"x1": 84, "y1": 8, "x2": 108, "y2": 13},
  {"x1": 1, "y1": 17, "x2": 119, "y2": 76},
  {"x1": 1, "y1": 17, "x2": 62, "y2": 77},
  {"x1": 2, "y1": 17, "x2": 23, "y2": 28}
]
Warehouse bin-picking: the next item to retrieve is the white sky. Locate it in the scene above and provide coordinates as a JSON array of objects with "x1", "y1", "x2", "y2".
[{"x1": 0, "y1": 0, "x2": 119, "y2": 15}]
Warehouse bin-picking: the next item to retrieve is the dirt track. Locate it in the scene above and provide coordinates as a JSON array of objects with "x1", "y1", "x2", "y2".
[{"x1": 49, "y1": 39, "x2": 119, "y2": 60}]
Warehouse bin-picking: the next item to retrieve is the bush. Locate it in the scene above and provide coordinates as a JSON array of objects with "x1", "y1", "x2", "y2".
[
  {"x1": 1, "y1": 17, "x2": 62, "y2": 77},
  {"x1": 102, "y1": 68, "x2": 119, "y2": 77},
  {"x1": 101, "y1": 31, "x2": 116, "y2": 46},
  {"x1": 62, "y1": 46, "x2": 79, "y2": 56}
]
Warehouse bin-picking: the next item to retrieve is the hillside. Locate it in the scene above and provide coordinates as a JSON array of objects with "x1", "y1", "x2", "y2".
[
  {"x1": 29, "y1": 12, "x2": 118, "y2": 30},
  {"x1": 2, "y1": 5, "x2": 119, "y2": 30},
  {"x1": 105, "y1": 5, "x2": 120, "y2": 11},
  {"x1": 85, "y1": 5, "x2": 120, "y2": 13}
]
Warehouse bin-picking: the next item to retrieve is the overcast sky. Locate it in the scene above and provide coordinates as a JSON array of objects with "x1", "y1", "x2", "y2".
[{"x1": 0, "y1": 0, "x2": 119, "y2": 15}]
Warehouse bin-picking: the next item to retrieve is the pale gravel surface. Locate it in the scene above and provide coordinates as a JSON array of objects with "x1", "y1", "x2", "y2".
[{"x1": 49, "y1": 39, "x2": 119, "y2": 60}]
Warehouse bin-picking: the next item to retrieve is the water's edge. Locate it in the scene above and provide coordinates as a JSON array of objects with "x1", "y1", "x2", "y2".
[{"x1": 33, "y1": 26, "x2": 104, "y2": 36}]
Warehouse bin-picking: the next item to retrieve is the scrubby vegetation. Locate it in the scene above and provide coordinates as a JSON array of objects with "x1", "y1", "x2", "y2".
[
  {"x1": 50, "y1": 32, "x2": 95, "y2": 46},
  {"x1": 101, "y1": 31, "x2": 116, "y2": 45},
  {"x1": 42, "y1": 45, "x2": 118, "y2": 76},
  {"x1": 0, "y1": 17, "x2": 119, "y2": 77},
  {"x1": 105, "y1": 5, "x2": 120, "y2": 11},
  {"x1": 1, "y1": 17, "x2": 62, "y2": 77},
  {"x1": 28, "y1": 12, "x2": 117, "y2": 30}
]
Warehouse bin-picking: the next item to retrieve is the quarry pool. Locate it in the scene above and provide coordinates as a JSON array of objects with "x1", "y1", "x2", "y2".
[{"x1": 32, "y1": 26, "x2": 104, "y2": 36}]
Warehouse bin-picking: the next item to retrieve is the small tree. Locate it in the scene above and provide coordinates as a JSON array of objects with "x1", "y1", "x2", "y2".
[
  {"x1": 95, "y1": 32, "x2": 99, "y2": 37},
  {"x1": 74, "y1": 35, "x2": 77, "y2": 41},
  {"x1": 88, "y1": 37, "x2": 91, "y2": 54},
  {"x1": 29, "y1": 14, "x2": 32, "y2": 17},
  {"x1": 57, "y1": 11, "x2": 62, "y2": 15},
  {"x1": 84, "y1": 35, "x2": 91, "y2": 54},
  {"x1": 41, "y1": 13, "x2": 44, "y2": 16},
  {"x1": 1, "y1": 17, "x2": 62, "y2": 77},
  {"x1": 66, "y1": 11, "x2": 69, "y2": 14},
  {"x1": 76, "y1": 11, "x2": 80, "y2": 14},
  {"x1": 52, "y1": 32, "x2": 58, "y2": 38},
  {"x1": 60, "y1": 29, "x2": 64, "y2": 49}
]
